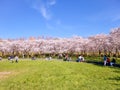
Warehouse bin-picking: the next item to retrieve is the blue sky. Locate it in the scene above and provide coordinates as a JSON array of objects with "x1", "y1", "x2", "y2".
[{"x1": 0, "y1": 0, "x2": 120, "y2": 39}]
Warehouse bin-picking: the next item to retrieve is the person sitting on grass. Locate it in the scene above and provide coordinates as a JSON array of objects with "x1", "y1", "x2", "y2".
[
  {"x1": 15, "y1": 56, "x2": 19, "y2": 63},
  {"x1": 81, "y1": 55, "x2": 85, "y2": 62},
  {"x1": 31, "y1": 56, "x2": 36, "y2": 60},
  {"x1": 110, "y1": 58, "x2": 116, "y2": 66},
  {"x1": 76, "y1": 55, "x2": 84, "y2": 62},
  {"x1": 64, "y1": 54, "x2": 68, "y2": 61},
  {"x1": 76, "y1": 55, "x2": 81, "y2": 62},
  {"x1": 10, "y1": 55, "x2": 14, "y2": 63},
  {"x1": 106, "y1": 57, "x2": 111, "y2": 66}
]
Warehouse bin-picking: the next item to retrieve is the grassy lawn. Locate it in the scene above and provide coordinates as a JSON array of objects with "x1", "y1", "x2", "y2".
[{"x1": 0, "y1": 59, "x2": 120, "y2": 90}]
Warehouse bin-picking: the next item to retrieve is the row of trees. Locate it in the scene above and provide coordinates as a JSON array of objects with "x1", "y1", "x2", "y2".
[{"x1": 0, "y1": 27, "x2": 120, "y2": 58}]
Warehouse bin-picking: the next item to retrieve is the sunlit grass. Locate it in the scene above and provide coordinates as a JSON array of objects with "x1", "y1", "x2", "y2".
[{"x1": 0, "y1": 59, "x2": 120, "y2": 90}]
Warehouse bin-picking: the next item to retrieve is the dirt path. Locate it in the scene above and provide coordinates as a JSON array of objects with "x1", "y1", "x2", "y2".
[{"x1": 0, "y1": 72, "x2": 11, "y2": 79}]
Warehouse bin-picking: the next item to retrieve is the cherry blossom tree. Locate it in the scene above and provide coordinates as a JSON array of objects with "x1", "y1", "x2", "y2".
[
  {"x1": 0, "y1": 27, "x2": 120, "y2": 58},
  {"x1": 109, "y1": 27, "x2": 120, "y2": 57}
]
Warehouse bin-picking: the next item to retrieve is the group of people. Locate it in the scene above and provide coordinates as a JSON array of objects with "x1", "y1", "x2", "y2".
[
  {"x1": 103, "y1": 55, "x2": 116, "y2": 66},
  {"x1": 59, "y1": 54, "x2": 85, "y2": 62},
  {"x1": 76, "y1": 55, "x2": 85, "y2": 62},
  {"x1": 8, "y1": 55, "x2": 19, "y2": 63},
  {"x1": 0, "y1": 54, "x2": 117, "y2": 67},
  {"x1": 64, "y1": 54, "x2": 72, "y2": 61}
]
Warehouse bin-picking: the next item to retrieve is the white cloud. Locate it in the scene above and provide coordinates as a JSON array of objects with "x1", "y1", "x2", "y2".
[
  {"x1": 29, "y1": 0, "x2": 56, "y2": 20},
  {"x1": 40, "y1": 5, "x2": 51, "y2": 20},
  {"x1": 26, "y1": 0, "x2": 62, "y2": 30},
  {"x1": 47, "y1": 0, "x2": 56, "y2": 6},
  {"x1": 35, "y1": 0, "x2": 56, "y2": 20}
]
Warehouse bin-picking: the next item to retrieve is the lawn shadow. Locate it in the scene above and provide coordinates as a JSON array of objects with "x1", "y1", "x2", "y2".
[
  {"x1": 113, "y1": 70, "x2": 120, "y2": 74},
  {"x1": 109, "y1": 76, "x2": 120, "y2": 81},
  {"x1": 86, "y1": 60, "x2": 103, "y2": 66}
]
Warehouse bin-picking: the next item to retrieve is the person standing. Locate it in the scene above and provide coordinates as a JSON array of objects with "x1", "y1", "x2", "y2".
[{"x1": 103, "y1": 55, "x2": 107, "y2": 66}]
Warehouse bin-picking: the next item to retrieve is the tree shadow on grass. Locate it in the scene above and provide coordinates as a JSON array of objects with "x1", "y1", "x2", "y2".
[
  {"x1": 108, "y1": 76, "x2": 120, "y2": 89},
  {"x1": 109, "y1": 76, "x2": 120, "y2": 81},
  {"x1": 86, "y1": 60, "x2": 104, "y2": 66},
  {"x1": 108, "y1": 81, "x2": 120, "y2": 90},
  {"x1": 113, "y1": 70, "x2": 120, "y2": 74}
]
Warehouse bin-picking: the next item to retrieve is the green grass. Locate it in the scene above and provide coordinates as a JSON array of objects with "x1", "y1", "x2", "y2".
[{"x1": 0, "y1": 59, "x2": 120, "y2": 90}]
